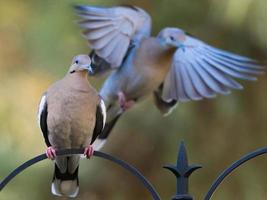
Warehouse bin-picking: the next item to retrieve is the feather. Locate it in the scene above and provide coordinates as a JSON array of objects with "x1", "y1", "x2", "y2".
[
  {"x1": 175, "y1": 61, "x2": 190, "y2": 101},
  {"x1": 83, "y1": 25, "x2": 114, "y2": 40},
  {"x1": 166, "y1": 31, "x2": 264, "y2": 101},
  {"x1": 76, "y1": 13, "x2": 112, "y2": 21},
  {"x1": 90, "y1": 31, "x2": 117, "y2": 49},
  {"x1": 193, "y1": 59, "x2": 231, "y2": 95},
  {"x1": 74, "y1": 5, "x2": 114, "y2": 17},
  {"x1": 186, "y1": 62, "x2": 216, "y2": 98},
  {"x1": 78, "y1": 20, "x2": 112, "y2": 29},
  {"x1": 205, "y1": 47, "x2": 264, "y2": 71},
  {"x1": 75, "y1": 4, "x2": 151, "y2": 67},
  {"x1": 180, "y1": 63, "x2": 202, "y2": 100},
  {"x1": 204, "y1": 55, "x2": 257, "y2": 81},
  {"x1": 106, "y1": 35, "x2": 130, "y2": 67},
  {"x1": 96, "y1": 34, "x2": 122, "y2": 58},
  {"x1": 197, "y1": 57, "x2": 243, "y2": 89},
  {"x1": 206, "y1": 45, "x2": 258, "y2": 63}
]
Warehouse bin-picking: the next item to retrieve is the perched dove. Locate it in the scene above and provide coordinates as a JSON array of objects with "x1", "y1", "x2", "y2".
[
  {"x1": 74, "y1": 5, "x2": 264, "y2": 150},
  {"x1": 37, "y1": 55, "x2": 106, "y2": 197}
]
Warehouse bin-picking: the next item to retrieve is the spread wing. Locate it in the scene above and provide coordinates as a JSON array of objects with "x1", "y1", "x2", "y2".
[
  {"x1": 162, "y1": 35, "x2": 265, "y2": 102},
  {"x1": 74, "y1": 5, "x2": 151, "y2": 68}
]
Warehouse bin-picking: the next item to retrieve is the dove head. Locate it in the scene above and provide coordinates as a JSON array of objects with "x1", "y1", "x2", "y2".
[
  {"x1": 157, "y1": 27, "x2": 186, "y2": 49},
  {"x1": 69, "y1": 54, "x2": 93, "y2": 74}
]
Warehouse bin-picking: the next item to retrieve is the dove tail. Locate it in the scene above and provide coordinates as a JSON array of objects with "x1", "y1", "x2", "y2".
[
  {"x1": 51, "y1": 164, "x2": 79, "y2": 198},
  {"x1": 153, "y1": 84, "x2": 178, "y2": 116},
  {"x1": 153, "y1": 91, "x2": 178, "y2": 116}
]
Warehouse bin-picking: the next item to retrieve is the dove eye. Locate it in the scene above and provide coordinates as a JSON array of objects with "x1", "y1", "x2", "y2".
[
  {"x1": 75, "y1": 60, "x2": 79, "y2": 64},
  {"x1": 170, "y1": 36, "x2": 175, "y2": 41}
]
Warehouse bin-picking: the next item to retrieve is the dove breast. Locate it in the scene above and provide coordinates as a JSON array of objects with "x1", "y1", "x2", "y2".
[{"x1": 46, "y1": 75, "x2": 99, "y2": 149}]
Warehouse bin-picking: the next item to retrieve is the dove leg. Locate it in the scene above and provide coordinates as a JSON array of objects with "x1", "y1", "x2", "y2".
[
  {"x1": 46, "y1": 146, "x2": 56, "y2": 160},
  {"x1": 84, "y1": 145, "x2": 94, "y2": 159},
  {"x1": 118, "y1": 91, "x2": 135, "y2": 111}
]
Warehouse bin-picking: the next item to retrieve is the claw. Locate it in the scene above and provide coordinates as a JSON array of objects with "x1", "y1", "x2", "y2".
[
  {"x1": 118, "y1": 91, "x2": 135, "y2": 111},
  {"x1": 123, "y1": 100, "x2": 135, "y2": 110},
  {"x1": 46, "y1": 146, "x2": 56, "y2": 160},
  {"x1": 84, "y1": 145, "x2": 94, "y2": 159}
]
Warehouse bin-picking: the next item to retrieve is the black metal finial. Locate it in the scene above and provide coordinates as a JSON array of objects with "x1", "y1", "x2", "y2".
[{"x1": 164, "y1": 142, "x2": 202, "y2": 200}]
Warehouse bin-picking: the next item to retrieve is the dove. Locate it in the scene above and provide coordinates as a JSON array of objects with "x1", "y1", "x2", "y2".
[
  {"x1": 37, "y1": 55, "x2": 106, "y2": 197},
  {"x1": 74, "y1": 5, "x2": 264, "y2": 150}
]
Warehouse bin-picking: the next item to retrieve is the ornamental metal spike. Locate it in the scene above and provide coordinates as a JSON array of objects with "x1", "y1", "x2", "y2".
[{"x1": 164, "y1": 142, "x2": 202, "y2": 200}]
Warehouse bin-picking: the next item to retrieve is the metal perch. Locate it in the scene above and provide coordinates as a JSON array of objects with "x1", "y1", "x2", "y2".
[
  {"x1": 0, "y1": 149, "x2": 161, "y2": 200},
  {"x1": 1, "y1": 143, "x2": 267, "y2": 199}
]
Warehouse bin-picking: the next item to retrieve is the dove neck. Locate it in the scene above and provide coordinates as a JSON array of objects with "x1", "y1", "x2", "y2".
[
  {"x1": 78, "y1": 70, "x2": 88, "y2": 79},
  {"x1": 161, "y1": 44, "x2": 177, "y2": 52},
  {"x1": 66, "y1": 71, "x2": 92, "y2": 92},
  {"x1": 69, "y1": 70, "x2": 88, "y2": 79}
]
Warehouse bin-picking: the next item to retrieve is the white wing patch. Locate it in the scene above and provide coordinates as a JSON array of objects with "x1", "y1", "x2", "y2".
[
  {"x1": 92, "y1": 138, "x2": 107, "y2": 151},
  {"x1": 37, "y1": 94, "x2": 47, "y2": 128},
  {"x1": 99, "y1": 98, "x2": 106, "y2": 130}
]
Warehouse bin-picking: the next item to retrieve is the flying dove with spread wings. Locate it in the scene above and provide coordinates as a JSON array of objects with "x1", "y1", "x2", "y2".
[{"x1": 74, "y1": 5, "x2": 264, "y2": 150}]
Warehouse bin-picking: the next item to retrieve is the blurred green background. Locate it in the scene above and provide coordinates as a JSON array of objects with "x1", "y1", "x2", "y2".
[{"x1": 0, "y1": 0, "x2": 267, "y2": 199}]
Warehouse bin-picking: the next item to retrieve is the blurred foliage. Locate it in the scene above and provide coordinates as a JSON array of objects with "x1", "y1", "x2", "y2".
[{"x1": 0, "y1": 0, "x2": 267, "y2": 199}]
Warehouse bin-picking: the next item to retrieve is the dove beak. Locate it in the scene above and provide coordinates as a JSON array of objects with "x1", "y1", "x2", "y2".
[
  {"x1": 172, "y1": 41, "x2": 183, "y2": 48},
  {"x1": 81, "y1": 64, "x2": 93, "y2": 74}
]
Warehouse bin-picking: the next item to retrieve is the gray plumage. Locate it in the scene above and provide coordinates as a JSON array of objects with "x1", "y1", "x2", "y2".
[{"x1": 74, "y1": 5, "x2": 264, "y2": 149}]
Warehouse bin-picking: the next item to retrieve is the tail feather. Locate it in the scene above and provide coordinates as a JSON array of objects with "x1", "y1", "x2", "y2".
[
  {"x1": 153, "y1": 84, "x2": 178, "y2": 116},
  {"x1": 51, "y1": 163, "x2": 79, "y2": 198}
]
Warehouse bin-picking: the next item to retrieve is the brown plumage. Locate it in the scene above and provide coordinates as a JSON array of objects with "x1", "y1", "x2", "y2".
[
  {"x1": 131, "y1": 38, "x2": 175, "y2": 98},
  {"x1": 38, "y1": 55, "x2": 106, "y2": 197},
  {"x1": 46, "y1": 71, "x2": 99, "y2": 149}
]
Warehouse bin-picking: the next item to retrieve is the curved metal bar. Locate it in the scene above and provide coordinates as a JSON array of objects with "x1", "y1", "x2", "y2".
[
  {"x1": 0, "y1": 149, "x2": 161, "y2": 200},
  {"x1": 204, "y1": 147, "x2": 267, "y2": 200}
]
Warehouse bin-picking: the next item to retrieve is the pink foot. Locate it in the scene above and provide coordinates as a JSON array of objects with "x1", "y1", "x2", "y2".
[
  {"x1": 123, "y1": 100, "x2": 135, "y2": 110},
  {"x1": 118, "y1": 91, "x2": 135, "y2": 111},
  {"x1": 84, "y1": 145, "x2": 94, "y2": 159},
  {"x1": 46, "y1": 146, "x2": 56, "y2": 160}
]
